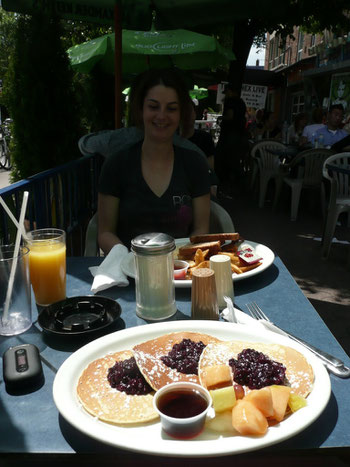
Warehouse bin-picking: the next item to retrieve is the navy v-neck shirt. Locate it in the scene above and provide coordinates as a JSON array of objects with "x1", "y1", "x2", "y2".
[{"x1": 98, "y1": 141, "x2": 211, "y2": 247}]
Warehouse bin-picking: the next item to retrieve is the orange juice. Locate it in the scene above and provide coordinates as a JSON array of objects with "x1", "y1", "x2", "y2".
[{"x1": 29, "y1": 241, "x2": 66, "y2": 306}]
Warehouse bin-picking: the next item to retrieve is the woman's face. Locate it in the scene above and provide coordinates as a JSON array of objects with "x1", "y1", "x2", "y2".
[{"x1": 142, "y1": 84, "x2": 181, "y2": 142}]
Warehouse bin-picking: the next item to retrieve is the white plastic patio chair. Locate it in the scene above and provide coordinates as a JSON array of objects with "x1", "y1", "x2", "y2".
[
  {"x1": 321, "y1": 152, "x2": 350, "y2": 259},
  {"x1": 83, "y1": 201, "x2": 235, "y2": 256},
  {"x1": 250, "y1": 140, "x2": 286, "y2": 208},
  {"x1": 273, "y1": 148, "x2": 333, "y2": 221}
]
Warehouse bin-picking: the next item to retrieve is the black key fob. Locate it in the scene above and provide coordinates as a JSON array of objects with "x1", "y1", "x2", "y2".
[{"x1": 3, "y1": 344, "x2": 44, "y2": 393}]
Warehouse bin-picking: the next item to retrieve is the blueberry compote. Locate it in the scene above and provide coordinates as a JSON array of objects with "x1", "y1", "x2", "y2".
[
  {"x1": 107, "y1": 357, "x2": 152, "y2": 395},
  {"x1": 160, "y1": 339, "x2": 206, "y2": 375},
  {"x1": 229, "y1": 348, "x2": 286, "y2": 389}
]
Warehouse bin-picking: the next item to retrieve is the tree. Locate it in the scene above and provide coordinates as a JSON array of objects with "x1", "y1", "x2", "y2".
[
  {"x1": 0, "y1": 9, "x2": 16, "y2": 116},
  {"x1": 3, "y1": 11, "x2": 82, "y2": 180},
  {"x1": 0, "y1": 9, "x2": 16, "y2": 76}
]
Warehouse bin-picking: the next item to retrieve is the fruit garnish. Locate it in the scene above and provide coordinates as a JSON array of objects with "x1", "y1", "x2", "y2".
[
  {"x1": 210, "y1": 386, "x2": 236, "y2": 413},
  {"x1": 288, "y1": 391, "x2": 307, "y2": 412}
]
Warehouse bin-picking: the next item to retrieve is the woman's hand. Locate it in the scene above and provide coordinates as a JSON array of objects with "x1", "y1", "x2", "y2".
[
  {"x1": 190, "y1": 193, "x2": 210, "y2": 236},
  {"x1": 98, "y1": 193, "x2": 124, "y2": 255}
]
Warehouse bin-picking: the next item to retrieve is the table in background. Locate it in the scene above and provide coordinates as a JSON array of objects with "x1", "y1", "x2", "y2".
[{"x1": 1, "y1": 256, "x2": 350, "y2": 466}]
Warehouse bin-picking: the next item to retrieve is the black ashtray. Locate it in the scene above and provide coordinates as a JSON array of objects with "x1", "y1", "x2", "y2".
[{"x1": 38, "y1": 296, "x2": 122, "y2": 336}]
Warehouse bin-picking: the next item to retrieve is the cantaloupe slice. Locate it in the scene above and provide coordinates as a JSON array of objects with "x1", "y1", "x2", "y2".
[
  {"x1": 231, "y1": 400, "x2": 268, "y2": 436},
  {"x1": 201, "y1": 364, "x2": 232, "y2": 390},
  {"x1": 244, "y1": 387, "x2": 274, "y2": 418},
  {"x1": 269, "y1": 385, "x2": 292, "y2": 422}
]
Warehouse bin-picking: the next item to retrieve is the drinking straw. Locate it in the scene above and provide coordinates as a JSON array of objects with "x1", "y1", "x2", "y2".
[
  {"x1": 3, "y1": 191, "x2": 29, "y2": 322},
  {"x1": 0, "y1": 194, "x2": 28, "y2": 241}
]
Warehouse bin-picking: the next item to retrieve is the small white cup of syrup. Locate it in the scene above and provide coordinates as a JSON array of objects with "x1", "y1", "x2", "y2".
[{"x1": 153, "y1": 382, "x2": 212, "y2": 439}]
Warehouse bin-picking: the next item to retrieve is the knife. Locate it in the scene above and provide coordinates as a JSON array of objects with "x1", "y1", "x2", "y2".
[{"x1": 259, "y1": 320, "x2": 350, "y2": 378}]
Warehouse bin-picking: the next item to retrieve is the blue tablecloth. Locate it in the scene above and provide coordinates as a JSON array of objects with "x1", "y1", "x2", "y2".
[{"x1": 1, "y1": 256, "x2": 349, "y2": 461}]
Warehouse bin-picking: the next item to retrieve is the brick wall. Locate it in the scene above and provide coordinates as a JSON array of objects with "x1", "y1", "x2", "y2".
[{"x1": 265, "y1": 27, "x2": 324, "y2": 70}]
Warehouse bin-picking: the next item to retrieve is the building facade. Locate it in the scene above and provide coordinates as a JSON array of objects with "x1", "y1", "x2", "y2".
[{"x1": 264, "y1": 26, "x2": 350, "y2": 125}]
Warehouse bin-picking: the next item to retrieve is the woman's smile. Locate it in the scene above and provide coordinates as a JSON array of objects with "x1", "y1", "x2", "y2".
[{"x1": 143, "y1": 85, "x2": 180, "y2": 141}]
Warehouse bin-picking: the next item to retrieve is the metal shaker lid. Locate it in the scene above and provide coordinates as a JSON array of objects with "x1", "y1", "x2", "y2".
[{"x1": 131, "y1": 232, "x2": 176, "y2": 256}]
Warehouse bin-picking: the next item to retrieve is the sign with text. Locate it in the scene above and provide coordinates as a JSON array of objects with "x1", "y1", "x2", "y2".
[
  {"x1": 330, "y1": 73, "x2": 350, "y2": 113},
  {"x1": 241, "y1": 84, "x2": 267, "y2": 109}
]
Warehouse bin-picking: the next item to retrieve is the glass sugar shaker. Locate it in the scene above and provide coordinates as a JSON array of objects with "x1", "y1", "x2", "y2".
[{"x1": 131, "y1": 233, "x2": 177, "y2": 321}]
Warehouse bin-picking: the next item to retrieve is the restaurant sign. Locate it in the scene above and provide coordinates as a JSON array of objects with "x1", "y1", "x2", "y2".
[
  {"x1": 330, "y1": 73, "x2": 350, "y2": 112},
  {"x1": 241, "y1": 84, "x2": 267, "y2": 109}
]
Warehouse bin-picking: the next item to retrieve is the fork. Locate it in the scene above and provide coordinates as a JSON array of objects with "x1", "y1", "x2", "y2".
[{"x1": 246, "y1": 302, "x2": 350, "y2": 378}]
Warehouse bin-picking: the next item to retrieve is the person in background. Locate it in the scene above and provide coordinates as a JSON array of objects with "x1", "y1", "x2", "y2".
[
  {"x1": 97, "y1": 69, "x2": 211, "y2": 255},
  {"x1": 215, "y1": 95, "x2": 250, "y2": 196},
  {"x1": 247, "y1": 108, "x2": 265, "y2": 141},
  {"x1": 180, "y1": 100, "x2": 219, "y2": 197},
  {"x1": 287, "y1": 112, "x2": 307, "y2": 144},
  {"x1": 312, "y1": 104, "x2": 348, "y2": 148},
  {"x1": 299, "y1": 107, "x2": 325, "y2": 146},
  {"x1": 261, "y1": 111, "x2": 282, "y2": 140}
]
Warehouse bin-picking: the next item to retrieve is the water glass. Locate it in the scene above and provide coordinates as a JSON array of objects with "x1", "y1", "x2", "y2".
[{"x1": 0, "y1": 245, "x2": 32, "y2": 336}]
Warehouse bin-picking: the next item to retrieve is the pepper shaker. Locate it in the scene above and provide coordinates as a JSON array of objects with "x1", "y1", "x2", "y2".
[
  {"x1": 191, "y1": 268, "x2": 219, "y2": 320},
  {"x1": 131, "y1": 233, "x2": 177, "y2": 321}
]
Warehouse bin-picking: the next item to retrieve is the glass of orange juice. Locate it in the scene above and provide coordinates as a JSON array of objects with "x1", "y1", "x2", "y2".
[{"x1": 26, "y1": 228, "x2": 66, "y2": 306}]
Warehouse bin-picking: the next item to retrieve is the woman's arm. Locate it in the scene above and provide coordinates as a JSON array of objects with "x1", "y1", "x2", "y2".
[
  {"x1": 97, "y1": 193, "x2": 124, "y2": 255},
  {"x1": 190, "y1": 193, "x2": 210, "y2": 236}
]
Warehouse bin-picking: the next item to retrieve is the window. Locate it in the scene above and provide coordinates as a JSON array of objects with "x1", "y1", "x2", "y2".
[
  {"x1": 297, "y1": 31, "x2": 304, "y2": 61},
  {"x1": 291, "y1": 92, "x2": 304, "y2": 119}
]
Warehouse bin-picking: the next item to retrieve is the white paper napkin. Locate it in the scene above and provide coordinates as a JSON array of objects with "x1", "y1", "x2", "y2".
[
  {"x1": 89, "y1": 244, "x2": 129, "y2": 293},
  {"x1": 221, "y1": 307, "x2": 264, "y2": 329}
]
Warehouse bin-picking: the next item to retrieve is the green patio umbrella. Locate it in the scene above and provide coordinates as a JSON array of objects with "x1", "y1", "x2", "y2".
[{"x1": 67, "y1": 28, "x2": 235, "y2": 76}]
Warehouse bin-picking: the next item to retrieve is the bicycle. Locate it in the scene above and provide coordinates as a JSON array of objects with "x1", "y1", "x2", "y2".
[{"x1": 0, "y1": 118, "x2": 12, "y2": 170}]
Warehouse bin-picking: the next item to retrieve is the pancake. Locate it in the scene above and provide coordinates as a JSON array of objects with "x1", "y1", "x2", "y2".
[
  {"x1": 198, "y1": 341, "x2": 314, "y2": 397},
  {"x1": 133, "y1": 331, "x2": 222, "y2": 390},
  {"x1": 77, "y1": 350, "x2": 158, "y2": 425}
]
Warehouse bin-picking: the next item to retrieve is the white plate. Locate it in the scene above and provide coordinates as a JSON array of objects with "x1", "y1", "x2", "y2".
[
  {"x1": 121, "y1": 239, "x2": 275, "y2": 288},
  {"x1": 53, "y1": 320, "x2": 331, "y2": 457}
]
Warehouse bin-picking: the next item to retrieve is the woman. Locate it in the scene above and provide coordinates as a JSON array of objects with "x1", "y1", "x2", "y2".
[{"x1": 98, "y1": 69, "x2": 211, "y2": 255}]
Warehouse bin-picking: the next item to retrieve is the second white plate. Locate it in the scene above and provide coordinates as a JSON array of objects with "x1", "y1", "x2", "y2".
[{"x1": 121, "y1": 239, "x2": 275, "y2": 288}]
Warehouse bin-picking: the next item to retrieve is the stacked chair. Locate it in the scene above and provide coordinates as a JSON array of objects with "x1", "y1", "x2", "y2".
[
  {"x1": 273, "y1": 148, "x2": 333, "y2": 221},
  {"x1": 321, "y1": 152, "x2": 350, "y2": 260},
  {"x1": 250, "y1": 140, "x2": 286, "y2": 208}
]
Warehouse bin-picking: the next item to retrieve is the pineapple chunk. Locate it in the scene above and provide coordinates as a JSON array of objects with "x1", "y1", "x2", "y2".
[
  {"x1": 210, "y1": 386, "x2": 236, "y2": 413},
  {"x1": 232, "y1": 400, "x2": 268, "y2": 436},
  {"x1": 288, "y1": 392, "x2": 307, "y2": 412},
  {"x1": 206, "y1": 410, "x2": 236, "y2": 433},
  {"x1": 201, "y1": 365, "x2": 232, "y2": 389}
]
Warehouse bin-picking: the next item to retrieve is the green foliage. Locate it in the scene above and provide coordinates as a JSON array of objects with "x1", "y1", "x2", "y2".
[
  {"x1": 0, "y1": 9, "x2": 16, "y2": 75},
  {"x1": 3, "y1": 11, "x2": 82, "y2": 180}
]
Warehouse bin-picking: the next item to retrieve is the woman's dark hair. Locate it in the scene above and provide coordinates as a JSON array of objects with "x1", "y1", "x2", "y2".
[{"x1": 128, "y1": 68, "x2": 192, "y2": 128}]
